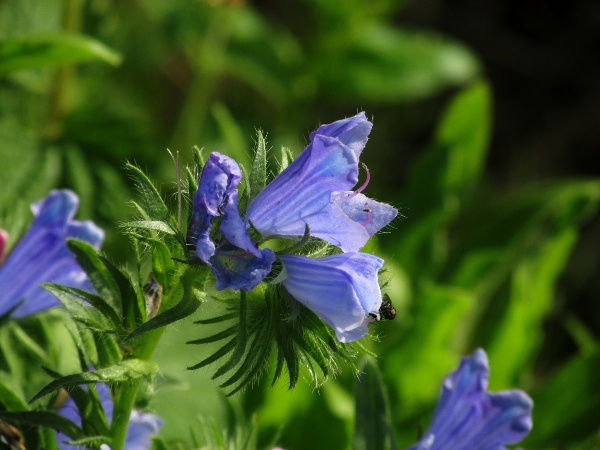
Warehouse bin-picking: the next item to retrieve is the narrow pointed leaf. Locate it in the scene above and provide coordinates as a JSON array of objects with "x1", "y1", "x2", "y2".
[
  {"x1": 100, "y1": 256, "x2": 143, "y2": 329},
  {"x1": 195, "y1": 311, "x2": 238, "y2": 324},
  {"x1": 211, "y1": 292, "x2": 248, "y2": 379},
  {"x1": 248, "y1": 130, "x2": 267, "y2": 202},
  {"x1": 43, "y1": 283, "x2": 121, "y2": 328},
  {"x1": 125, "y1": 164, "x2": 171, "y2": 221},
  {"x1": 29, "y1": 359, "x2": 159, "y2": 403},
  {"x1": 0, "y1": 33, "x2": 122, "y2": 73},
  {"x1": 187, "y1": 325, "x2": 238, "y2": 345},
  {"x1": 187, "y1": 339, "x2": 237, "y2": 371},
  {"x1": 123, "y1": 220, "x2": 175, "y2": 235},
  {"x1": 0, "y1": 411, "x2": 84, "y2": 441},
  {"x1": 42, "y1": 284, "x2": 108, "y2": 330},
  {"x1": 67, "y1": 239, "x2": 118, "y2": 309},
  {"x1": 353, "y1": 357, "x2": 397, "y2": 450}
]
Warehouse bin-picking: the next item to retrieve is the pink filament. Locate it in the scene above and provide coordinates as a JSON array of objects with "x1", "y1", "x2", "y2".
[
  {"x1": 0, "y1": 229, "x2": 8, "y2": 264},
  {"x1": 346, "y1": 163, "x2": 371, "y2": 200},
  {"x1": 355, "y1": 163, "x2": 370, "y2": 194}
]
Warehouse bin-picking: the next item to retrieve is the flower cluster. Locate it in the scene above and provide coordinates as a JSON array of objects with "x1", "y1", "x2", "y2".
[
  {"x1": 0, "y1": 190, "x2": 104, "y2": 319},
  {"x1": 407, "y1": 349, "x2": 533, "y2": 450},
  {"x1": 188, "y1": 113, "x2": 398, "y2": 342}
]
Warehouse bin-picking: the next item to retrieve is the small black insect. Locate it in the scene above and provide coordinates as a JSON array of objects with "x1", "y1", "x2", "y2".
[{"x1": 368, "y1": 294, "x2": 396, "y2": 321}]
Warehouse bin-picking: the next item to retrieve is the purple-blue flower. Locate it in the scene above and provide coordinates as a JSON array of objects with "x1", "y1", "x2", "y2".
[
  {"x1": 247, "y1": 113, "x2": 397, "y2": 253},
  {"x1": 188, "y1": 152, "x2": 275, "y2": 291},
  {"x1": 279, "y1": 252, "x2": 384, "y2": 342},
  {"x1": 0, "y1": 190, "x2": 104, "y2": 319},
  {"x1": 406, "y1": 349, "x2": 533, "y2": 450},
  {"x1": 55, "y1": 383, "x2": 162, "y2": 450}
]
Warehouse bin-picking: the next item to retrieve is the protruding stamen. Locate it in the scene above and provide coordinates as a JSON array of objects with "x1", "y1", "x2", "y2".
[
  {"x1": 361, "y1": 208, "x2": 372, "y2": 227},
  {"x1": 346, "y1": 163, "x2": 371, "y2": 200},
  {"x1": 355, "y1": 162, "x2": 370, "y2": 194}
]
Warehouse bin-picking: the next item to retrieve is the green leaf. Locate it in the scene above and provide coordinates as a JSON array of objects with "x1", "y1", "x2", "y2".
[
  {"x1": 124, "y1": 220, "x2": 176, "y2": 235},
  {"x1": 67, "y1": 239, "x2": 119, "y2": 313},
  {"x1": 317, "y1": 25, "x2": 479, "y2": 102},
  {"x1": 43, "y1": 284, "x2": 121, "y2": 329},
  {"x1": 382, "y1": 283, "x2": 473, "y2": 412},
  {"x1": 187, "y1": 339, "x2": 237, "y2": 371},
  {"x1": 0, "y1": 411, "x2": 84, "y2": 441},
  {"x1": 279, "y1": 147, "x2": 293, "y2": 173},
  {"x1": 211, "y1": 291, "x2": 248, "y2": 380},
  {"x1": 248, "y1": 130, "x2": 267, "y2": 202},
  {"x1": 29, "y1": 359, "x2": 159, "y2": 403},
  {"x1": 0, "y1": 379, "x2": 28, "y2": 411},
  {"x1": 486, "y1": 227, "x2": 577, "y2": 389},
  {"x1": 0, "y1": 33, "x2": 122, "y2": 73},
  {"x1": 100, "y1": 256, "x2": 144, "y2": 329},
  {"x1": 434, "y1": 81, "x2": 491, "y2": 195},
  {"x1": 42, "y1": 284, "x2": 110, "y2": 331},
  {"x1": 125, "y1": 164, "x2": 171, "y2": 222},
  {"x1": 353, "y1": 357, "x2": 397, "y2": 450},
  {"x1": 524, "y1": 349, "x2": 600, "y2": 447},
  {"x1": 134, "y1": 236, "x2": 176, "y2": 293}
]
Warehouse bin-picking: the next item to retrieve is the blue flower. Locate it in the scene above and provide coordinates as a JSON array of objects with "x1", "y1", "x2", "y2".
[
  {"x1": 279, "y1": 252, "x2": 384, "y2": 342},
  {"x1": 188, "y1": 152, "x2": 275, "y2": 291},
  {"x1": 406, "y1": 349, "x2": 533, "y2": 450},
  {"x1": 188, "y1": 116, "x2": 394, "y2": 341},
  {"x1": 247, "y1": 113, "x2": 397, "y2": 252},
  {"x1": 0, "y1": 190, "x2": 104, "y2": 319},
  {"x1": 55, "y1": 383, "x2": 162, "y2": 450}
]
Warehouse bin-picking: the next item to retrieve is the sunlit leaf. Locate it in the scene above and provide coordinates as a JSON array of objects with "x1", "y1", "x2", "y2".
[{"x1": 0, "y1": 33, "x2": 121, "y2": 73}]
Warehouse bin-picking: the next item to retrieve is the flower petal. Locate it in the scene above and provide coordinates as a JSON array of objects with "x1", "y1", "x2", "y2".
[
  {"x1": 124, "y1": 410, "x2": 163, "y2": 450},
  {"x1": 331, "y1": 192, "x2": 398, "y2": 238},
  {"x1": 308, "y1": 112, "x2": 372, "y2": 158},
  {"x1": 211, "y1": 243, "x2": 275, "y2": 291},
  {"x1": 188, "y1": 152, "x2": 242, "y2": 261},
  {"x1": 406, "y1": 349, "x2": 533, "y2": 450},
  {"x1": 279, "y1": 253, "x2": 383, "y2": 342},
  {"x1": 0, "y1": 190, "x2": 104, "y2": 318},
  {"x1": 248, "y1": 115, "x2": 396, "y2": 252}
]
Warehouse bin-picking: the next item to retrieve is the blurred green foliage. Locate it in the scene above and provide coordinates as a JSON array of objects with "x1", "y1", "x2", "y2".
[{"x1": 1, "y1": 0, "x2": 599, "y2": 449}]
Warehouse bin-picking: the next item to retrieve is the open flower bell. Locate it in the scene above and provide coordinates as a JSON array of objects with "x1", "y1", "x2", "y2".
[
  {"x1": 0, "y1": 190, "x2": 104, "y2": 319},
  {"x1": 407, "y1": 349, "x2": 533, "y2": 450},
  {"x1": 279, "y1": 252, "x2": 384, "y2": 342},
  {"x1": 247, "y1": 112, "x2": 397, "y2": 252}
]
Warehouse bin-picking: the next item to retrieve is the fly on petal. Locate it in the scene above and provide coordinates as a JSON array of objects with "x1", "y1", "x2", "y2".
[
  {"x1": 279, "y1": 252, "x2": 384, "y2": 342},
  {"x1": 406, "y1": 349, "x2": 533, "y2": 450}
]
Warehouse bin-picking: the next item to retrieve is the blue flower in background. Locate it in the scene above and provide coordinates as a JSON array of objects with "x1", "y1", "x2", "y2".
[
  {"x1": 247, "y1": 112, "x2": 397, "y2": 252},
  {"x1": 188, "y1": 152, "x2": 275, "y2": 291},
  {"x1": 279, "y1": 252, "x2": 384, "y2": 342},
  {"x1": 55, "y1": 383, "x2": 162, "y2": 450},
  {"x1": 406, "y1": 349, "x2": 533, "y2": 450},
  {"x1": 0, "y1": 190, "x2": 104, "y2": 319}
]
